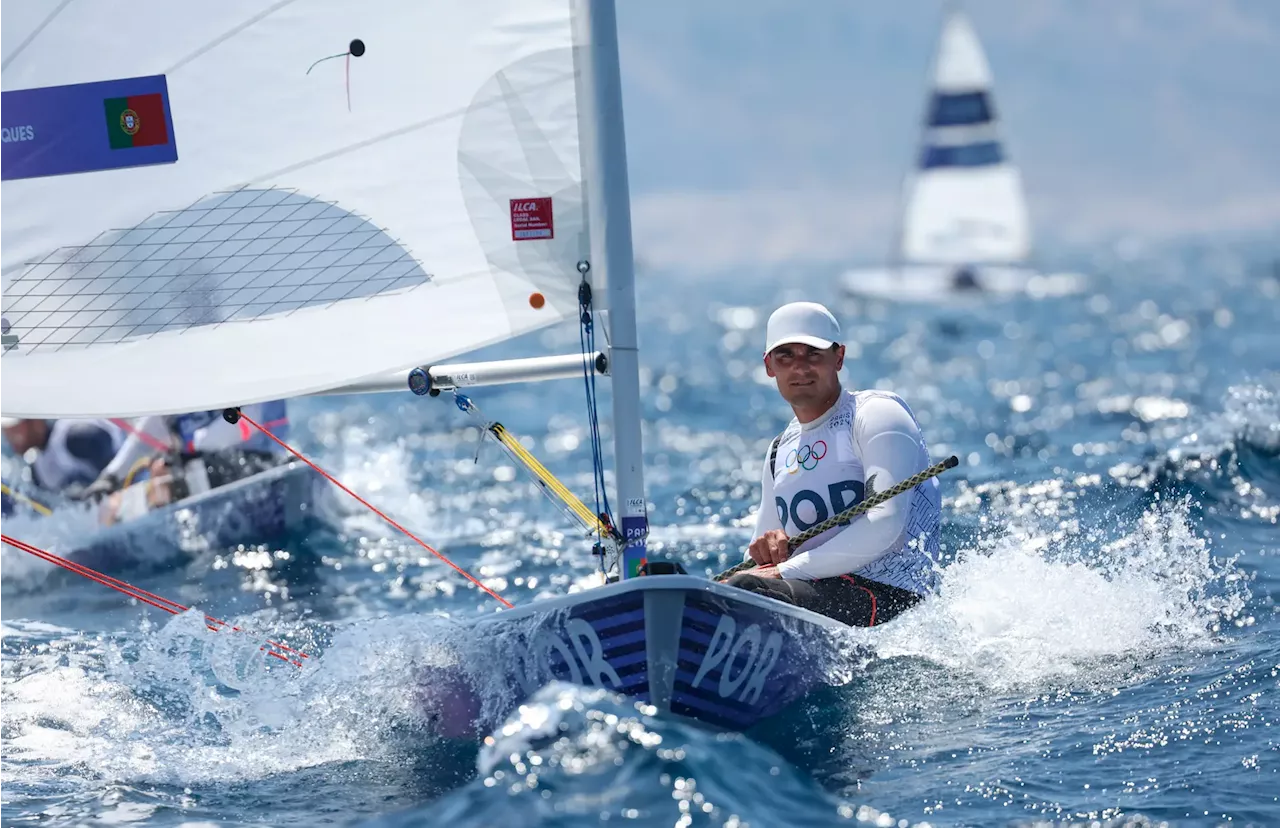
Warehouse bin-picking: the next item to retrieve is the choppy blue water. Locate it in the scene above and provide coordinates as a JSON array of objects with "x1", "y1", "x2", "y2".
[{"x1": 3, "y1": 244, "x2": 1278, "y2": 827}]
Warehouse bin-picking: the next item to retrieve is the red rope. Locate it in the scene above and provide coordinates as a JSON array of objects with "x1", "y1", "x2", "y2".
[
  {"x1": 1, "y1": 533, "x2": 308, "y2": 666},
  {"x1": 108, "y1": 418, "x2": 172, "y2": 454},
  {"x1": 234, "y1": 410, "x2": 514, "y2": 609}
]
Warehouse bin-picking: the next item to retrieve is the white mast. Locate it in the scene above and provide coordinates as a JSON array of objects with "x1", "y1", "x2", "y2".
[{"x1": 578, "y1": 0, "x2": 648, "y2": 578}]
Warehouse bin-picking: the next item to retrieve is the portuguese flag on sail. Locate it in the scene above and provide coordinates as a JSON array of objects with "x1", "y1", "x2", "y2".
[{"x1": 103, "y1": 93, "x2": 169, "y2": 149}]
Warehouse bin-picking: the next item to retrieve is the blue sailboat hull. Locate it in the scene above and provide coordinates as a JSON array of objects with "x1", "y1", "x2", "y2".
[
  {"x1": 432, "y1": 575, "x2": 852, "y2": 733},
  {"x1": 66, "y1": 461, "x2": 316, "y2": 570}
]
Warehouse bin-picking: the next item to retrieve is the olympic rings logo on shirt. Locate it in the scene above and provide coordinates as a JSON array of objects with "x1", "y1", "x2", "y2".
[{"x1": 784, "y1": 440, "x2": 827, "y2": 473}]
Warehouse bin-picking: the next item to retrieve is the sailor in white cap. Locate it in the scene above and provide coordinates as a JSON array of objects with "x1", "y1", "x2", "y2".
[{"x1": 722, "y1": 301, "x2": 943, "y2": 626}]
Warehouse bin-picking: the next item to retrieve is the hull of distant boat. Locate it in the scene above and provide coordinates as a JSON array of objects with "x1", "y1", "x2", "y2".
[
  {"x1": 417, "y1": 575, "x2": 855, "y2": 735},
  {"x1": 840, "y1": 264, "x2": 1087, "y2": 303},
  {"x1": 65, "y1": 461, "x2": 316, "y2": 570}
]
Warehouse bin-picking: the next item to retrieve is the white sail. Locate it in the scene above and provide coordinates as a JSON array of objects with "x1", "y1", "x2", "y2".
[
  {"x1": 1, "y1": 0, "x2": 595, "y2": 418},
  {"x1": 897, "y1": 10, "x2": 1031, "y2": 266}
]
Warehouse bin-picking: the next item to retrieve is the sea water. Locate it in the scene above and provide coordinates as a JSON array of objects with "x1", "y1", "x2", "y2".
[{"x1": 3, "y1": 243, "x2": 1277, "y2": 826}]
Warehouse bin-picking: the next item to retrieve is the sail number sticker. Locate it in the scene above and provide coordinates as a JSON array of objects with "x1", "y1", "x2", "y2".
[{"x1": 510, "y1": 197, "x2": 554, "y2": 240}]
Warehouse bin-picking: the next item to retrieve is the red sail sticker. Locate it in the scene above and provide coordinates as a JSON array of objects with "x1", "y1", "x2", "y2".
[{"x1": 510, "y1": 197, "x2": 554, "y2": 241}]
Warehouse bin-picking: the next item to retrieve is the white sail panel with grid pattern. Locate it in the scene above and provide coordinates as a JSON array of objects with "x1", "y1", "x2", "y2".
[{"x1": 1, "y1": 0, "x2": 592, "y2": 418}]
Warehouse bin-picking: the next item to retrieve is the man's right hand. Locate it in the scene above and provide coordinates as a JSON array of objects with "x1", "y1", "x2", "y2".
[{"x1": 747, "y1": 529, "x2": 791, "y2": 566}]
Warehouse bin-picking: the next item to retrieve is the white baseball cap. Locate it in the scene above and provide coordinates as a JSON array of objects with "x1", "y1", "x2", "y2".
[{"x1": 764, "y1": 302, "x2": 842, "y2": 354}]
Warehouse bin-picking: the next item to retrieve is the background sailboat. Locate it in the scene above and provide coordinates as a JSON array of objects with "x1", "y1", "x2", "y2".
[{"x1": 841, "y1": 7, "x2": 1086, "y2": 302}]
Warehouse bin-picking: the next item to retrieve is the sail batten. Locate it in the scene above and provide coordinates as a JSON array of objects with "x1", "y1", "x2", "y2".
[{"x1": 2, "y1": 0, "x2": 594, "y2": 418}]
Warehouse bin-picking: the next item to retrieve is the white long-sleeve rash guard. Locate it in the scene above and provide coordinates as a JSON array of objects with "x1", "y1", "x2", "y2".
[{"x1": 749, "y1": 389, "x2": 941, "y2": 593}]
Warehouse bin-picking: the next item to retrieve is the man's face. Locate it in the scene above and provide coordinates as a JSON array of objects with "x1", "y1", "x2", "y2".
[
  {"x1": 764, "y1": 343, "x2": 845, "y2": 409},
  {"x1": 2, "y1": 419, "x2": 47, "y2": 455}
]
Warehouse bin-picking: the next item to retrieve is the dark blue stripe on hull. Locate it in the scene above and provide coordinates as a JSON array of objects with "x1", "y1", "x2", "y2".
[
  {"x1": 576, "y1": 605, "x2": 645, "y2": 633},
  {"x1": 684, "y1": 606, "x2": 731, "y2": 631},
  {"x1": 593, "y1": 625, "x2": 648, "y2": 651},
  {"x1": 608, "y1": 648, "x2": 650, "y2": 671}
]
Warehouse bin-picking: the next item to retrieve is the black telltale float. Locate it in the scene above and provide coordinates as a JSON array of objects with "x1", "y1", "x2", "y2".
[{"x1": 349, "y1": 39, "x2": 365, "y2": 57}]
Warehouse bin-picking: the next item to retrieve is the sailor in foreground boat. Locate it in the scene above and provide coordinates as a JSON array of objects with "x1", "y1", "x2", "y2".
[
  {"x1": 1, "y1": 417, "x2": 126, "y2": 499},
  {"x1": 724, "y1": 302, "x2": 942, "y2": 626},
  {"x1": 77, "y1": 401, "x2": 292, "y2": 519}
]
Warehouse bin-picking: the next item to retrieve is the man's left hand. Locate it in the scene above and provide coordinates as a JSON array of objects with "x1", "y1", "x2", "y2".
[
  {"x1": 747, "y1": 529, "x2": 790, "y2": 566},
  {"x1": 750, "y1": 564, "x2": 782, "y2": 579}
]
